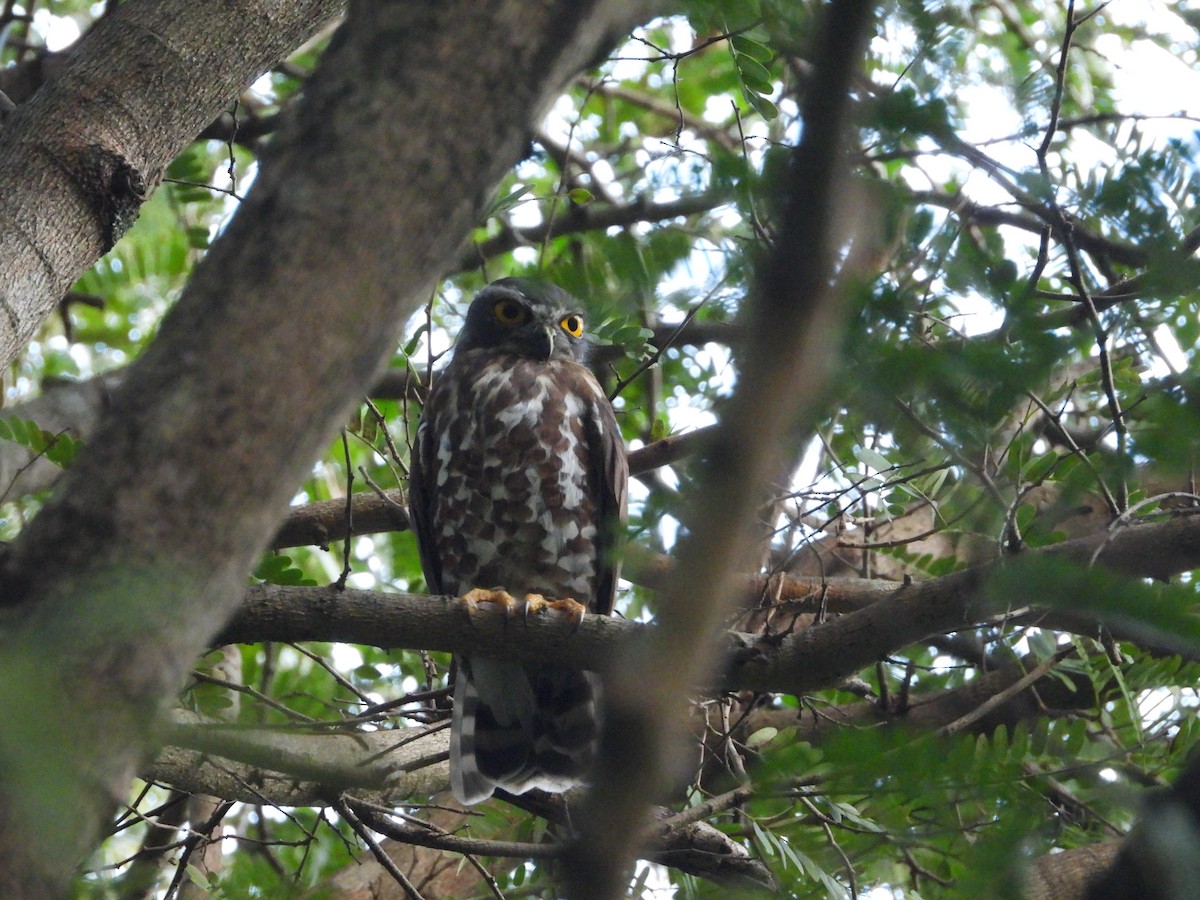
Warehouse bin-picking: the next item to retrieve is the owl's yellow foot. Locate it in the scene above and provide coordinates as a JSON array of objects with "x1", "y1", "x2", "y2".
[
  {"x1": 460, "y1": 588, "x2": 519, "y2": 622},
  {"x1": 522, "y1": 593, "x2": 587, "y2": 632}
]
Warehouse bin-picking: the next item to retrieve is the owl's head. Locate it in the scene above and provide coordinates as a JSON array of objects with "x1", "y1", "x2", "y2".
[{"x1": 456, "y1": 278, "x2": 589, "y2": 362}]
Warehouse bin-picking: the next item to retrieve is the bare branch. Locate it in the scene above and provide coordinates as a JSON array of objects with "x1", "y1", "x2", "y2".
[
  {"x1": 223, "y1": 511, "x2": 1200, "y2": 694},
  {"x1": 455, "y1": 191, "x2": 730, "y2": 273}
]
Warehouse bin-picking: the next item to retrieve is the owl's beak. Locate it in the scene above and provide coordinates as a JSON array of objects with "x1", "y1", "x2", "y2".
[{"x1": 532, "y1": 326, "x2": 555, "y2": 360}]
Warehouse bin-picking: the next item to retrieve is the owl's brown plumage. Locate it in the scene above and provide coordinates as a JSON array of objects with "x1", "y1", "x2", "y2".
[{"x1": 408, "y1": 278, "x2": 627, "y2": 804}]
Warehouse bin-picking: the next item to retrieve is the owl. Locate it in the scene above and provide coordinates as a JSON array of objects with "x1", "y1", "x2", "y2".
[{"x1": 408, "y1": 278, "x2": 628, "y2": 804}]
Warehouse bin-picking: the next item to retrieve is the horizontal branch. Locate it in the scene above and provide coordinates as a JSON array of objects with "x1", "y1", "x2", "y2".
[
  {"x1": 147, "y1": 719, "x2": 774, "y2": 888},
  {"x1": 738, "y1": 652, "x2": 1095, "y2": 746},
  {"x1": 225, "y1": 511, "x2": 1200, "y2": 696},
  {"x1": 148, "y1": 717, "x2": 450, "y2": 806},
  {"x1": 913, "y1": 189, "x2": 1148, "y2": 268},
  {"x1": 453, "y1": 191, "x2": 731, "y2": 272},
  {"x1": 270, "y1": 487, "x2": 411, "y2": 550}
]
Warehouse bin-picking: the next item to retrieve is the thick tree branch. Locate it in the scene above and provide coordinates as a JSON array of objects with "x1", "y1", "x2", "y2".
[
  {"x1": 0, "y1": 0, "x2": 346, "y2": 369},
  {"x1": 0, "y1": 2, "x2": 663, "y2": 893},
  {"x1": 734, "y1": 653, "x2": 1095, "y2": 748},
  {"x1": 220, "y1": 511, "x2": 1200, "y2": 698},
  {"x1": 146, "y1": 728, "x2": 774, "y2": 890},
  {"x1": 565, "y1": 4, "x2": 876, "y2": 893},
  {"x1": 151, "y1": 718, "x2": 450, "y2": 806}
]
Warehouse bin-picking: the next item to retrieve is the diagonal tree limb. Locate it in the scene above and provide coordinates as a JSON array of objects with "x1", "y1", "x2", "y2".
[
  {"x1": 0, "y1": 2, "x2": 664, "y2": 893},
  {"x1": 146, "y1": 738, "x2": 448, "y2": 810},
  {"x1": 0, "y1": 0, "x2": 347, "y2": 370}
]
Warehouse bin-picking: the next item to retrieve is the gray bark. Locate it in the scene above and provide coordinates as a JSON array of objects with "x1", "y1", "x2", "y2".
[
  {"x1": 217, "y1": 510, "x2": 1200, "y2": 690},
  {"x1": 0, "y1": 1, "x2": 660, "y2": 894},
  {"x1": 0, "y1": 0, "x2": 346, "y2": 370},
  {"x1": 153, "y1": 715, "x2": 451, "y2": 805}
]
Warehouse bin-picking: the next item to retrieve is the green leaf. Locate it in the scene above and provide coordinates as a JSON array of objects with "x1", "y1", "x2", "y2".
[
  {"x1": 744, "y1": 90, "x2": 778, "y2": 120},
  {"x1": 1026, "y1": 628, "x2": 1059, "y2": 660},
  {"x1": 745, "y1": 726, "x2": 778, "y2": 749},
  {"x1": 734, "y1": 55, "x2": 774, "y2": 94},
  {"x1": 855, "y1": 445, "x2": 892, "y2": 471},
  {"x1": 730, "y1": 35, "x2": 772, "y2": 61},
  {"x1": 44, "y1": 433, "x2": 83, "y2": 468},
  {"x1": 0, "y1": 418, "x2": 81, "y2": 470},
  {"x1": 1021, "y1": 452, "x2": 1059, "y2": 484},
  {"x1": 186, "y1": 225, "x2": 211, "y2": 249},
  {"x1": 402, "y1": 322, "x2": 429, "y2": 357},
  {"x1": 485, "y1": 183, "x2": 532, "y2": 218},
  {"x1": 254, "y1": 553, "x2": 318, "y2": 586}
]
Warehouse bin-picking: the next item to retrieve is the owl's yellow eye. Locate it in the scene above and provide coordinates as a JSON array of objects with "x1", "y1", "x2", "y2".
[
  {"x1": 493, "y1": 299, "x2": 529, "y2": 326},
  {"x1": 560, "y1": 314, "x2": 584, "y2": 338}
]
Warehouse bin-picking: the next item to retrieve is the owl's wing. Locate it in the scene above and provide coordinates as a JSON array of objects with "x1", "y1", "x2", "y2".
[
  {"x1": 407, "y1": 405, "x2": 444, "y2": 595},
  {"x1": 585, "y1": 379, "x2": 629, "y2": 617}
]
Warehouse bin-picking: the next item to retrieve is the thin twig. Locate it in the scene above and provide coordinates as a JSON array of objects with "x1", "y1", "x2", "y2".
[
  {"x1": 1034, "y1": 0, "x2": 1128, "y2": 511},
  {"x1": 936, "y1": 648, "x2": 1072, "y2": 738},
  {"x1": 1024, "y1": 390, "x2": 1119, "y2": 518},
  {"x1": 350, "y1": 799, "x2": 562, "y2": 860},
  {"x1": 608, "y1": 291, "x2": 711, "y2": 401},
  {"x1": 363, "y1": 395, "x2": 407, "y2": 475},
  {"x1": 335, "y1": 798, "x2": 428, "y2": 900},
  {"x1": 335, "y1": 430, "x2": 354, "y2": 589}
]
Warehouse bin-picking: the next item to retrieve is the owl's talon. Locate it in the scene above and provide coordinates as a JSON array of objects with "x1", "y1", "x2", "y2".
[
  {"x1": 522, "y1": 594, "x2": 587, "y2": 633},
  {"x1": 460, "y1": 588, "x2": 519, "y2": 624}
]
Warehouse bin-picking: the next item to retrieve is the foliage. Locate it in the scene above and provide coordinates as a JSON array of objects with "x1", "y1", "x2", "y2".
[
  {"x1": 4, "y1": 0, "x2": 1200, "y2": 896},
  {"x1": 0, "y1": 416, "x2": 82, "y2": 470}
]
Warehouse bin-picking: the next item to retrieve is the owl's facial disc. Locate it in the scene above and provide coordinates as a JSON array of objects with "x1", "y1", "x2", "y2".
[{"x1": 457, "y1": 280, "x2": 588, "y2": 362}]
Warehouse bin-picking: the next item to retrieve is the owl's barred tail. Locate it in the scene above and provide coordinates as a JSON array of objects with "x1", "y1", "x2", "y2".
[{"x1": 450, "y1": 655, "x2": 600, "y2": 805}]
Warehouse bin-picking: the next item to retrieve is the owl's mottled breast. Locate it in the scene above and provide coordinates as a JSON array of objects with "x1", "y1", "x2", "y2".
[{"x1": 420, "y1": 349, "x2": 605, "y2": 603}]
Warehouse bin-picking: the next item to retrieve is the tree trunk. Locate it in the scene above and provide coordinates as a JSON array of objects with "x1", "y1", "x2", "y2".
[{"x1": 0, "y1": 1, "x2": 659, "y2": 895}]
